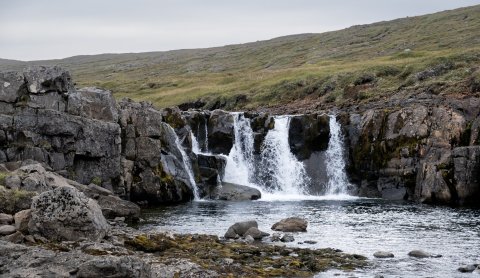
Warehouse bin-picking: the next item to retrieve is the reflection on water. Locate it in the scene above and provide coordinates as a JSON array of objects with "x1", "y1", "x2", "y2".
[{"x1": 140, "y1": 199, "x2": 480, "y2": 277}]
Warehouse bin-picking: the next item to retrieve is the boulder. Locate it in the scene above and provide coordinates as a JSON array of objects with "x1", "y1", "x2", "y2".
[
  {"x1": 0, "y1": 224, "x2": 16, "y2": 235},
  {"x1": 224, "y1": 220, "x2": 258, "y2": 239},
  {"x1": 213, "y1": 182, "x2": 261, "y2": 201},
  {"x1": 280, "y1": 234, "x2": 295, "y2": 243},
  {"x1": 458, "y1": 264, "x2": 477, "y2": 273},
  {"x1": 0, "y1": 213, "x2": 13, "y2": 225},
  {"x1": 77, "y1": 256, "x2": 151, "y2": 278},
  {"x1": 373, "y1": 251, "x2": 394, "y2": 258},
  {"x1": 271, "y1": 217, "x2": 308, "y2": 232},
  {"x1": 244, "y1": 227, "x2": 270, "y2": 240},
  {"x1": 28, "y1": 186, "x2": 110, "y2": 241},
  {"x1": 408, "y1": 250, "x2": 441, "y2": 258},
  {"x1": 96, "y1": 195, "x2": 141, "y2": 221},
  {"x1": 14, "y1": 209, "x2": 31, "y2": 233}
]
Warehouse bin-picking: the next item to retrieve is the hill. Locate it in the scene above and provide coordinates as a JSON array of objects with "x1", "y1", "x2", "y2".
[{"x1": 1, "y1": 5, "x2": 480, "y2": 111}]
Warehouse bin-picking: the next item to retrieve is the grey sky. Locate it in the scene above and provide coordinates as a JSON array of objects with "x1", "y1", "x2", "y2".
[{"x1": 1, "y1": 0, "x2": 479, "y2": 61}]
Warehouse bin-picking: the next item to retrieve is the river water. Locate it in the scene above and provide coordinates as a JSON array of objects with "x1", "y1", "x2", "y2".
[
  {"x1": 145, "y1": 113, "x2": 480, "y2": 277},
  {"x1": 140, "y1": 198, "x2": 480, "y2": 277}
]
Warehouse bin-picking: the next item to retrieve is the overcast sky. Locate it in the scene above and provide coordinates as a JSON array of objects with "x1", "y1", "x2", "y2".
[{"x1": 1, "y1": 0, "x2": 479, "y2": 61}]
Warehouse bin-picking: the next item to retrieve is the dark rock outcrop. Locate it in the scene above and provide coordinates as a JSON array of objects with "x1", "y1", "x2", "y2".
[
  {"x1": 207, "y1": 110, "x2": 234, "y2": 155},
  {"x1": 345, "y1": 100, "x2": 480, "y2": 205},
  {"x1": 288, "y1": 114, "x2": 330, "y2": 160}
]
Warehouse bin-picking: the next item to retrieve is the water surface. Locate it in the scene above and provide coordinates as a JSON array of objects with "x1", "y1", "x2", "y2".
[{"x1": 140, "y1": 198, "x2": 480, "y2": 277}]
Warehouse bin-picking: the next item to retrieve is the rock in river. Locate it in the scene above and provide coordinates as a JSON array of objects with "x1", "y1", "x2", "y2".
[
  {"x1": 373, "y1": 251, "x2": 394, "y2": 258},
  {"x1": 224, "y1": 220, "x2": 258, "y2": 239},
  {"x1": 271, "y1": 217, "x2": 308, "y2": 232},
  {"x1": 213, "y1": 182, "x2": 261, "y2": 201}
]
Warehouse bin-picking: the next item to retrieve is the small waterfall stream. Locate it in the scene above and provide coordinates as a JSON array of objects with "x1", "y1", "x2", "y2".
[
  {"x1": 223, "y1": 113, "x2": 256, "y2": 186},
  {"x1": 325, "y1": 115, "x2": 351, "y2": 195},
  {"x1": 166, "y1": 125, "x2": 200, "y2": 200},
  {"x1": 259, "y1": 116, "x2": 310, "y2": 195},
  {"x1": 189, "y1": 112, "x2": 353, "y2": 200}
]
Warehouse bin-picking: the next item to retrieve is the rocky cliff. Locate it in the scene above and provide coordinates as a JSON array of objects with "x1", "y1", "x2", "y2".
[
  {"x1": 0, "y1": 66, "x2": 225, "y2": 206},
  {"x1": 1, "y1": 66, "x2": 479, "y2": 206}
]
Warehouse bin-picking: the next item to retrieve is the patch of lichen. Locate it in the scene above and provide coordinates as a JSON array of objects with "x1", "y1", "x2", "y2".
[{"x1": 124, "y1": 233, "x2": 367, "y2": 277}]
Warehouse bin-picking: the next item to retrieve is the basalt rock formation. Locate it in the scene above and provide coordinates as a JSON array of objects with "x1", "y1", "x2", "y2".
[
  {"x1": 0, "y1": 66, "x2": 226, "y2": 206},
  {"x1": 1, "y1": 66, "x2": 479, "y2": 206}
]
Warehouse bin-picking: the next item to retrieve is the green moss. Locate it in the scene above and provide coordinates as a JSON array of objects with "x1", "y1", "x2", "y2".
[
  {"x1": 0, "y1": 186, "x2": 37, "y2": 214},
  {"x1": 124, "y1": 233, "x2": 367, "y2": 277},
  {"x1": 90, "y1": 177, "x2": 102, "y2": 186},
  {"x1": 0, "y1": 172, "x2": 9, "y2": 187}
]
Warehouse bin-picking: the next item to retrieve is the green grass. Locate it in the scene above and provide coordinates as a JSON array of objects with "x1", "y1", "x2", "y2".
[{"x1": 1, "y1": 5, "x2": 480, "y2": 110}]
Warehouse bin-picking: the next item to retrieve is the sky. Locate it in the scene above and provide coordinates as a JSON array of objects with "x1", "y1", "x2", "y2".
[{"x1": 1, "y1": 0, "x2": 479, "y2": 61}]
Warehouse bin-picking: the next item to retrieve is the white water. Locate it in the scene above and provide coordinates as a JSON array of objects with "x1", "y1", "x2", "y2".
[
  {"x1": 166, "y1": 126, "x2": 200, "y2": 200},
  {"x1": 191, "y1": 131, "x2": 201, "y2": 155},
  {"x1": 203, "y1": 121, "x2": 209, "y2": 152},
  {"x1": 259, "y1": 116, "x2": 310, "y2": 196},
  {"x1": 220, "y1": 113, "x2": 356, "y2": 201},
  {"x1": 223, "y1": 113, "x2": 256, "y2": 186},
  {"x1": 325, "y1": 114, "x2": 351, "y2": 195}
]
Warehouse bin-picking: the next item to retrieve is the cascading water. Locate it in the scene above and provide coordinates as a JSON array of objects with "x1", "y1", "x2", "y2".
[
  {"x1": 191, "y1": 131, "x2": 201, "y2": 155},
  {"x1": 203, "y1": 121, "x2": 209, "y2": 152},
  {"x1": 259, "y1": 116, "x2": 310, "y2": 195},
  {"x1": 223, "y1": 113, "x2": 256, "y2": 186},
  {"x1": 325, "y1": 114, "x2": 351, "y2": 195},
  {"x1": 166, "y1": 125, "x2": 200, "y2": 200}
]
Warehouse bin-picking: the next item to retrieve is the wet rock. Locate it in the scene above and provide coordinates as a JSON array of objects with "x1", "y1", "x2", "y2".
[
  {"x1": 270, "y1": 233, "x2": 282, "y2": 242},
  {"x1": 281, "y1": 234, "x2": 295, "y2": 243},
  {"x1": 29, "y1": 186, "x2": 110, "y2": 241},
  {"x1": 373, "y1": 251, "x2": 394, "y2": 258},
  {"x1": 0, "y1": 213, "x2": 13, "y2": 225},
  {"x1": 245, "y1": 235, "x2": 255, "y2": 244},
  {"x1": 458, "y1": 264, "x2": 477, "y2": 273},
  {"x1": 207, "y1": 110, "x2": 234, "y2": 155},
  {"x1": 213, "y1": 182, "x2": 261, "y2": 201},
  {"x1": 288, "y1": 114, "x2": 330, "y2": 160},
  {"x1": 224, "y1": 220, "x2": 258, "y2": 238},
  {"x1": 304, "y1": 240, "x2": 318, "y2": 244},
  {"x1": 453, "y1": 146, "x2": 480, "y2": 205},
  {"x1": 244, "y1": 227, "x2": 270, "y2": 240},
  {"x1": 408, "y1": 250, "x2": 441, "y2": 258},
  {"x1": 0, "y1": 224, "x2": 16, "y2": 235},
  {"x1": 14, "y1": 209, "x2": 31, "y2": 233},
  {"x1": 271, "y1": 217, "x2": 308, "y2": 232}
]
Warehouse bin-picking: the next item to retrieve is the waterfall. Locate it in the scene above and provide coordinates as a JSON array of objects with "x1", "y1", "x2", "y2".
[
  {"x1": 166, "y1": 125, "x2": 200, "y2": 200},
  {"x1": 259, "y1": 116, "x2": 310, "y2": 195},
  {"x1": 325, "y1": 115, "x2": 350, "y2": 195},
  {"x1": 191, "y1": 131, "x2": 201, "y2": 154},
  {"x1": 203, "y1": 121, "x2": 209, "y2": 152},
  {"x1": 223, "y1": 113, "x2": 256, "y2": 186}
]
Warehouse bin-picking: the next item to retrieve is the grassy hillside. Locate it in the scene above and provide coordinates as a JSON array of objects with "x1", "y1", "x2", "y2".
[{"x1": 1, "y1": 5, "x2": 480, "y2": 110}]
